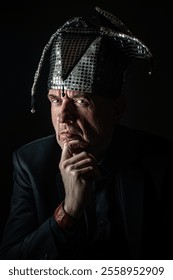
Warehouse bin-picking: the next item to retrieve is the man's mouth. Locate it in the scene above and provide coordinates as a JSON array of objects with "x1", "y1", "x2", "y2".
[{"x1": 59, "y1": 132, "x2": 83, "y2": 143}]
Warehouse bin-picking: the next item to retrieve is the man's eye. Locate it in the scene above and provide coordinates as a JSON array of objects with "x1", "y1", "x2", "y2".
[
  {"x1": 50, "y1": 97, "x2": 61, "y2": 103},
  {"x1": 74, "y1": 98, "x2": 89, "y2": 106}
]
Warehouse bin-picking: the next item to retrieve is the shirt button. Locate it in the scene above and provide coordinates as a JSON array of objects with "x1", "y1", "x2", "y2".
[{"x1": 98, "y1": 219, "x2": 107, "y2": 226}]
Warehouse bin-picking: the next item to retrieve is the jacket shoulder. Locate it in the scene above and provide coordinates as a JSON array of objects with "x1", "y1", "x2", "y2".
[
  {"x1": 14, "y1": 134, "x2": 61, "y2": 164},
  {"x1": 16, "y1": 134, "x2": 56, "y2": 151},
  {"x1": 117, "y1": 125, "x2": 173, "y2": 153}
]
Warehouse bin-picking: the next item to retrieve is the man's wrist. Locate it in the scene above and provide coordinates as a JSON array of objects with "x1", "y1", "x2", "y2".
[{"x1": 54, "y1": 201, "x2": 77, "y2": 232}]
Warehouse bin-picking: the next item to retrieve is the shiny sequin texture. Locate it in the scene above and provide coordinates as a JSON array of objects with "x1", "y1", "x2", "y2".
[
  {"x1": 48, "y1": 36, "x2": 101, "y2": 92},
  {"x1": 31, "y1": 6, "x2": 152, "y2": 112}
]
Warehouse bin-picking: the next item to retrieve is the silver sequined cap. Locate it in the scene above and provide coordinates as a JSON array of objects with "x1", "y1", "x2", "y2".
[
  {"x1": 31, "y1": 6, "x2": 152, "y2": 112},
  {"x1": 48, "y1": 33, "x2": 101, "y2": 92}
]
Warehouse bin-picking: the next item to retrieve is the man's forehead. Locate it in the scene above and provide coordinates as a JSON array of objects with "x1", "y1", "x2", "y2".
[{"x1": 48, "y1": 89, "x2": 89, "y2": 97}]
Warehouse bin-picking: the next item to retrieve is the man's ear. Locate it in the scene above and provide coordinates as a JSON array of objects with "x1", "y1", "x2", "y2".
[{"x1": 112, "y1": 95, "x2": 127, "y2": 123}]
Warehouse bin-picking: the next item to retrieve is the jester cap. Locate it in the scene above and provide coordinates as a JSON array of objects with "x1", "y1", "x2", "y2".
[{"x1": 31, "y1": 6, "x2": 152, "y2": 112}]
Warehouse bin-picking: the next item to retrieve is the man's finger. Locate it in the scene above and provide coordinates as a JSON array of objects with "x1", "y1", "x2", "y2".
[{"x1": 61, "y1": 140, "x2": 88, "y2": 161}]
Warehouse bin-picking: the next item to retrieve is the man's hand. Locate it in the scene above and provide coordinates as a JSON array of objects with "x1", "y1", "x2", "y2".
[{"x1": 59, "y1": 140, "x2": 100, "y2": 219}]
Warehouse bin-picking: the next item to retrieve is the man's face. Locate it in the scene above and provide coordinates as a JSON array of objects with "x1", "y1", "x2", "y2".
[{"x1": 48, "y1": 89, "x2": 120, "y2": 159}]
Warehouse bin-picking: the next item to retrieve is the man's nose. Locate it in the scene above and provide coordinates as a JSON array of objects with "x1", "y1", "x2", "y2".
[{"x1": 57, "y1": 100, "x2": 76, "y2": 123}]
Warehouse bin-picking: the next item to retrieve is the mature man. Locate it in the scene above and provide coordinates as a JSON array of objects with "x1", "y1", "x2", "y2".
[{"x1": 0, "y1": 7, "x2": 172, "y2": 260}]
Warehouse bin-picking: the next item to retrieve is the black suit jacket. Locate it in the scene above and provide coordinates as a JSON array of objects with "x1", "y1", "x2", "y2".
[{"x1": 0, "y1": 125, "x2": 173, "y2": 259}]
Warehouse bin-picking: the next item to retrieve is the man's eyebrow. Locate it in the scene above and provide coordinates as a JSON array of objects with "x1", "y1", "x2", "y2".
[
  {"x1": 69, "y1": 92, "x2": 90, "y2": 98},
  {"x1": 72, "y1": 93, "x2": 85, "y2": 98},
  {"x1": 47, "y1": 93, "x2": 60, "y2": 98}
]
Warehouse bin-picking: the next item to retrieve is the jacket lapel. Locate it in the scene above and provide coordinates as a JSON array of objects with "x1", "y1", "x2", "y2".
[{"x1": 116, "y1": 165, "x2": 145, "y2": 258}]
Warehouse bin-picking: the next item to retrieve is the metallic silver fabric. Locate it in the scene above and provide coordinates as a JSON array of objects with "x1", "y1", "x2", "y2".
[
  {"x1": 31, "y1": 6, "x2": 152, "y2": 112},
  {"x1": 47, "y1": 7, "x2": 152, "y2": 94},
  {"x1": 48, "y1": 36, "x2": 101, "y2": 92}
]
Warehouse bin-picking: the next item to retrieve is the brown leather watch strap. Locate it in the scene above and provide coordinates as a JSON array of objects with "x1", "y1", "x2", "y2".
[{"x1": 54, "y1": 201, "x2": 77, "y2": 232}]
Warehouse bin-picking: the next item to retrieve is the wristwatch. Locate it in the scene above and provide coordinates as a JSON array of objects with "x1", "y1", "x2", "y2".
[{"x1": 54, "y1": 201, "x2": 77, "y2": 232}]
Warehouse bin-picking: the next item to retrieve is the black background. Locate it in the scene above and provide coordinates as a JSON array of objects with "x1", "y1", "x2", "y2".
[{"x1": 0, "y1": 0, "x2": 173, "y2": 237}]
